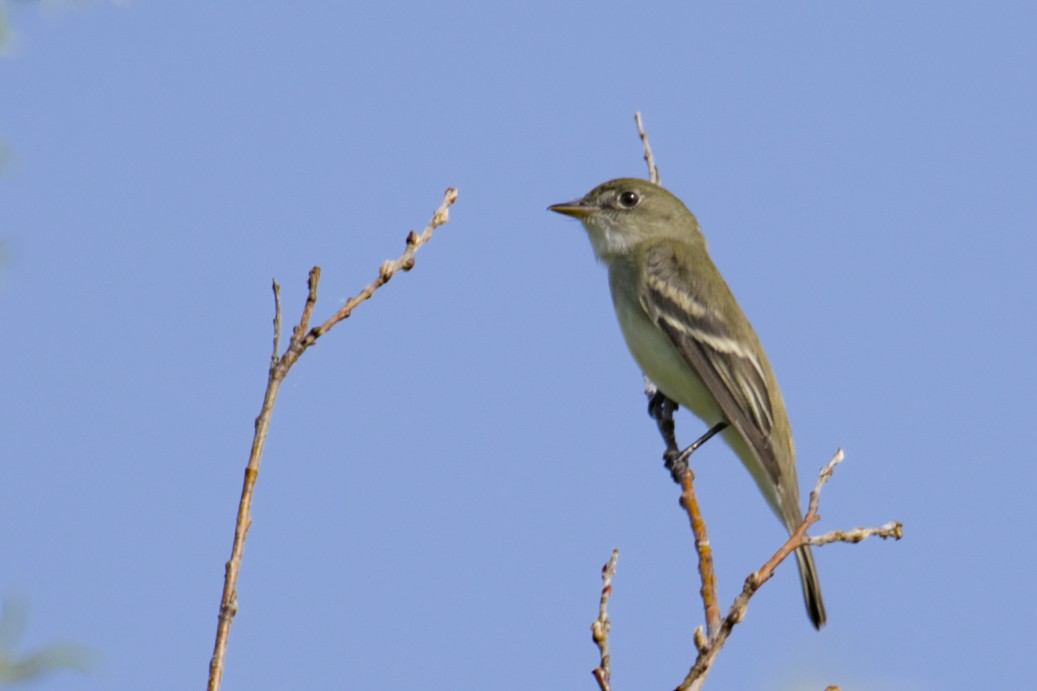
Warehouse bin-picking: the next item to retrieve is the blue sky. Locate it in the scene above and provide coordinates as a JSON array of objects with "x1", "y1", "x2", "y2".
[{"x1": 2, "y1": 2, "x2": 1034, "y2": 689}]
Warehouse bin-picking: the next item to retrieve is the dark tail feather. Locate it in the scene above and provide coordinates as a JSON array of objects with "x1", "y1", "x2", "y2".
[{"x1": 794, "y1": 544, "x2": 826, "y2": 629}]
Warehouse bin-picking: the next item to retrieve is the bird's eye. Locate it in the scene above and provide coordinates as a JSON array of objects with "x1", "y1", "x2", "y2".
[{"x1": 617, "y1": 190, "x2": 641, "y2": 208}]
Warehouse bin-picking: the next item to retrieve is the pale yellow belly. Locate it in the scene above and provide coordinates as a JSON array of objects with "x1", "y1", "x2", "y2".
[{"x1": 612, "y1": 287, "x2": 723, "y2": 425}]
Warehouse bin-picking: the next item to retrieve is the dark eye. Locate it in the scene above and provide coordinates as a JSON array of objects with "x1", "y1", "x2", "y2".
[{"x1": 618, "y1": 190, "x2": 641, "y2": 208}]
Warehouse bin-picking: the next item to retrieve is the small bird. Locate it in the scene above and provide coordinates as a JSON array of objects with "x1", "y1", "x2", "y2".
[{"x1": 549, "y1": 178, "x2": 826, "y2": 629}]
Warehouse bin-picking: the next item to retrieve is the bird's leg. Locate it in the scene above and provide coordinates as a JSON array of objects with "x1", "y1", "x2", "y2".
[
  {"x1": 647, "y1": 389, "x2": 680, "y2": 457},
  {"x1": 645, "y1": 381, "x2": 727, "y2": 483},
  {"x1": 646, "y1": 387, "x2": 683, "y2": 477},
  {"x1": 676, "y1": 422, "x2": 729, "y2": 468},
  {"x1": 646, "y1": 387, "x2": 675, "y2": 420}
]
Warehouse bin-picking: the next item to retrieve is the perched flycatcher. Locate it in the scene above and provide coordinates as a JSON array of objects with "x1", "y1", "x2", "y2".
[{"x1": 549, "y1": 178, "x2": 825, "y2": 628}]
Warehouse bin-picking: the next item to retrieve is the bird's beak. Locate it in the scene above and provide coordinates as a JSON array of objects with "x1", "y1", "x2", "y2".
[{"x1": 548, "y1": 199, "x2": 595, "y2": 219}]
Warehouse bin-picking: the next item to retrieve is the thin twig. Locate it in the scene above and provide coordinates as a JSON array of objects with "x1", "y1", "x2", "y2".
[
  {"x1": 808, "y1": 449, "x2": 844, "y2": 515},
  {"x1": 271, "y1": 281, "x2": 282, "y2": 367},
  {"x1": 295, "y1": 188, "x2": 458, "y2": 356},
  {"x1": 293, "y1": 267, "x2": 321, "y2": 346},
  {"x1": 591, "y1": 549, "x2": 619, "y2": 691},
  {"x1": 807, "y1": 522, "x2": 903, "y2": 546},
  {"x1": 634, "y1": 112, "x2": 660, "y2": 185},
  {"x1": 206, "y1": 187, "x2": 459, "y2": 691}
]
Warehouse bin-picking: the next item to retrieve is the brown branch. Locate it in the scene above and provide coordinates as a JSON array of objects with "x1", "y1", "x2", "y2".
[
  {"x1": 206, "y1": 187, "x2": 459, "y2": 691},
  {"x1": 591, "y1": 549, "x2": 619, "y2": 691},
  {"x1": 673, "y1": 450, "x2": 903, "y2": 691},
  {"x1": 634, "y1": 112, "x2": 660, "y2": 185},
  {"x1": 647, "y1": 392, "x2": 723, "y2": 641},
  {"x1": 679, "y1": 470, "x2": 722, "y2": 639}
]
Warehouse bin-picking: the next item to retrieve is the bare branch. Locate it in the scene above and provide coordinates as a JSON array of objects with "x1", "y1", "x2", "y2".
[
  {"x1": 292, "y1": 267, "x2": 321, "y2": 346},
  {"x1": 679, "y1": 470, "x2": 722, "y2": 638},
  {"x1": 807, "y1": 448, "x2": 844, "y2": 516},
  {"x1": 206, "y1": 186, "x2": 458, "y2": 691},
  {"x1": 270, "y1": 281, "x2": 282, "y2": 368},
  {"x1": 591, "y1": 549, "x2": 619, "y2": 691},
  {"x1": 296, "y1": 187, "x2": 458, "y2": 355},
  {"x1": 807, "y1": 522, "x2": 904, "y2": 546},
  {"x1": 634, "y1": 112, "x2": 660, "y2": 185},
  {"x1": 674, "y1": 450, "x2": 903, "y2": 691}
]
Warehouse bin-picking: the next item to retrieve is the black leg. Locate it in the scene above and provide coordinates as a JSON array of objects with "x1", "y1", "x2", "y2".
[
  {"x1": 677, "y1": 422, "x2": 728, "y2": 467},
  {"x1": 645, "y1": 387, "x2": 728, "y2": 484},
  {"x1": 646, "y1": 390, "x2": 680, "y2": 459},
  {"x1": 647, "y1": 389, "x2": 677, "y2": 421}
]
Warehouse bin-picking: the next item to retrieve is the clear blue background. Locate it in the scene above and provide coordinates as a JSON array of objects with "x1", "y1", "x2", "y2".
[{"x1": 2, "y1": 2, "x2": 1034, "y2": 689}]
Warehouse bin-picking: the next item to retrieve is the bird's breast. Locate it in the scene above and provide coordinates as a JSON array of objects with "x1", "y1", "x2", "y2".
[{"x1": 609, "y1": 282, "x2": 724, "y2": 426}]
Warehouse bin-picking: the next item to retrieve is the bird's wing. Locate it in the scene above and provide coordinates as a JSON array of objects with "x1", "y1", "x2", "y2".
[{"x1": 639, "y1": 241, "x2": 780, "y2": 484}]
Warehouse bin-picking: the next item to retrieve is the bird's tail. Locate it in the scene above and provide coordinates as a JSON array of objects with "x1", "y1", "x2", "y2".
[{"x1": 794, "y1": 543, "x2": 826, "y2": 629}]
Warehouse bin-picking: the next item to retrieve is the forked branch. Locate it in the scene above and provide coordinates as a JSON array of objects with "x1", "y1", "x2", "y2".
[
  {"x1": 207, "y1": 187, "x2": 458, "y2": 691},
  {"x1": 675, "y1": 450, "x2": 903, "y2": 691}
]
